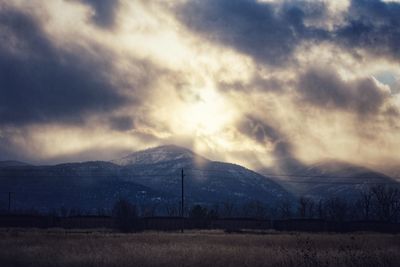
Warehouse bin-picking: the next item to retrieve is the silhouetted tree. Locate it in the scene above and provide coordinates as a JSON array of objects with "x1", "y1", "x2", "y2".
[
  {"x1": 355, "y1": 188, "x2": 374, "y2": 220},
  {"x1": 165, "y1": 201, "x2": 179, "y2": 216},
  {"x1": 189, "y1": 205, "x2": 208, "y2": 219},
  {"x1": 324, "y1": 197, "x2": 348, "y2": 222},
  {"x1": 207, "y1": 204, "x2": 220, "y2": 219},
  {"x1": 112, "y1": 198, "x2": 138, "y2": 232},
  {"x1": 96, "y1": 207, "x2": 109, "y2": 216},
  {"x1": 297, "y1": 197, "x2": 315, "y2": 219},
  {"x1": 277, "y1": 198, "x2": 293, "y2": 219},
  {"x1": 59, "y1": 206, "x2": 69, "y2": 217},
  {"x1": 221, "y1": 201, "x2": 235, "y2": 217},
  {"x1": 69, "y1": 207, "x2": 82, "y2": 216},
  {"x1": 242, "y1": 200, "x2": 267, "y2": 219},
  {"x1": 371, "y1": 185, "x2": 400, "y2": 222},
  {"x1": 316, "y1": 199, "x2": 326, "y2": 219},
  {"x1": 140, "y1": 203, "x2": 159, "y2": 217}
]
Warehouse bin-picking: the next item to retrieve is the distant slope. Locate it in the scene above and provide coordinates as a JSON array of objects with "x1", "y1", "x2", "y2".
[
  {"x1": 0, "y1": 160, "x2": 31, "y2": 167},
  {"x1": 3, "y1": 147, "x2": 398, "y2": 213},
  {"x1": 0, "y1": 145, "x2": 294, "y2": 212},
  {"x1": 376, "y1": 165, "x2": 400, "y2": 183},
  {"x1": 0, "y1": 161, "x2": 166, "y2": 212},
  {"x1": 259, "y1": 159, "x2": 398, "y2": 200},
  {"x1": 114, "y1": 145, "x2": 293, "y2": 205}
]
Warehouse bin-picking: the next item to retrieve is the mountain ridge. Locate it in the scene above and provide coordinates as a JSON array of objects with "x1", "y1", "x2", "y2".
[
  {"x1": 259, "y1": 158, "x2": 398, "y2": 200},
  {"x1": 2, "y1": 145, "x2": 399, "y2": 212},
  {"x1": 111, "y1": 145, "x2": 208, "y2": 166},
  {"x1": 0, "y1": 160, "x2": 32, "y2": 167},
  {"x1": 0, "y1": 145, "x2": 293, "y2": 212}
]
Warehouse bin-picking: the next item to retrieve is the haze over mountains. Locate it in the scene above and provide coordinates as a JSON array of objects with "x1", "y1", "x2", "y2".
[
  {"x1": 0, "y1": 145, "x2": 398, "y2": 214},
  {"x1": 259, "y1": 158, "x2": 398, "y2": 200}
]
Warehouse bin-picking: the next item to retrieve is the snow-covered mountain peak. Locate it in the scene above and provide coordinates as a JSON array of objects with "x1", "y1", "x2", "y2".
[{"x1": 112, "y1": 145, "x2": 206, "y2": 166}]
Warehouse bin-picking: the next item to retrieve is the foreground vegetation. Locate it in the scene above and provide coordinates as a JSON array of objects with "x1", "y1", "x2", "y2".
[{"x1": 0, "y1": 229, "x2": 399, "y2": 267}]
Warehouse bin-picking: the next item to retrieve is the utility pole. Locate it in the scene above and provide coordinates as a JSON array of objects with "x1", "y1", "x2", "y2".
[{"x1": 181, "y1": 168, "x2": 185, "y2": 233}]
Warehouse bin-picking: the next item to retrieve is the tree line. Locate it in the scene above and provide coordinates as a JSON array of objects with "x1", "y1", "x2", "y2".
[
  {"x1": 111, "y1": 185, "x2": 400, "y2": 232},
  {"x1": 2, "y1": 185, "x2": 399, "y2": 232}
]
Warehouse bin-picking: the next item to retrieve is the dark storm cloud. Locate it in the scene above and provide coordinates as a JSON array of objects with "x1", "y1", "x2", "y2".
[
  {"x1": 273, "y1": 141, "x2": 294, "y2": 159},
  {"x1": 297, "y1": 68, "x2": 390, "y2": 116},
  {"x1": 238, "y1": 115, "x2": 294, "y2": 157},
  {"x1": 178, "y1": 0, "x2": 400, "y2": 65},
  {"x1": 238, "y1": 115, "x2": 281, "y2": 144},
  {"x1": 0, "y1": 8, "x2": 127, "y2": 126},
  {"x1": 80, "y1": 0, "x2": 120, "y2": 28},
  {"x1": 108, "y1": 116, "x2": 135, "y2": 132},
  {"x1": 178, "y1": 0, "x2": 327, "y2": 66},
  {"x1": 336, "y1": 0, "x2": 400, "y2": 60}
]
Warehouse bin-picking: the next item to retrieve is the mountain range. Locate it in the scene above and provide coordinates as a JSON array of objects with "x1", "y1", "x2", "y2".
[
  {"x1": 259, "y1": 157, "x2": 398, "y2": 200},
  {"x1": 0, "y1": 145, "x2": 291, "y2": 213},
  {"x1": 0, "y1": 145, "x2": 398, "y2": 214}
]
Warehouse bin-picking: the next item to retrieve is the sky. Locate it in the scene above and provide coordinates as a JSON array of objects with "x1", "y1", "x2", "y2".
[{"x1": 0, "y1": 0, "x2": 400, "y2": 171}]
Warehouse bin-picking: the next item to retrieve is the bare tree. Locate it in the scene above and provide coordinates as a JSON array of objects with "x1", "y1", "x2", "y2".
[
  {"x1": 277, "y1": 198, "x2": 292, "y2": 219},
  {"x1": 59, "y1": 206, "x2": 70, "y2": 217},
  {"x1": 221, "y1": 201, "x2": 235, "y2": 218},
  {"x1": 189, "y1": 205, "x2": 208, "y2": 219},
  {"x1": 324, "y1": 197, "x2": 348, "y2": 222},
  {"x1": 141, "y1": 203, "x2": 159, "y2": 217},
  {"x1": 165, "y1": 201, "x2": 179, "y2": 216},
  {"x1": 242, "y1": 200, "x2": 267, "y2": 219},
  {"x1": 297, "y1": 196, "x2": 315, "y2": 219},
  {"x1": 316, "y1": 199, "x2": 326, "y2": 219},
  {"x1": 371, "y1": 185, "x2": 400, "y2": 222},
  {"x1": 208, "y1": 203, "x2": 220, "y2": 219},
  {"x1": 356, "y1": 188, "x2": 374, "y2": 220}
]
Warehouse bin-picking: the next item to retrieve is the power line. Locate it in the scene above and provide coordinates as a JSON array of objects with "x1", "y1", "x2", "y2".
[
  {"x1": 186, "y1": 175, "x2": 400, "y2": 185},
  {"x1": 274, "y1": 180, "x2": 400, "y2": 185},
  {"x1": 2, "y1": 164, "x2": 399, "y2": 179},
  {"x1": 0, "y1": 173, "x2": 178, "y2": 178},
  {"x1": 186, "y1": 172, "x2": 400, "y2": 186},
  {"x1": 0, "y1": 167, "x2": 399, "y2": 185},
  {"x1": 187, "y1": 168, "x2": 400, "y2": 181}
]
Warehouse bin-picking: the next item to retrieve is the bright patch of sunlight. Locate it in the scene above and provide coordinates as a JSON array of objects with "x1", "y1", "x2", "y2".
[{"x1": 179, "y1": 85, "x2": 237, "y2": 136}]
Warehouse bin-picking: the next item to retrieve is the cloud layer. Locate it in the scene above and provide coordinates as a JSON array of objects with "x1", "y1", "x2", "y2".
[{"x1": 0, "y1": 0, "x2": 400, "y2": 171}]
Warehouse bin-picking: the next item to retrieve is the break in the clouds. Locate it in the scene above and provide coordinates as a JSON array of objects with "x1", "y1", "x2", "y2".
[{"x1": 0, "y1": 0, "x2": 400, "y2": 172}]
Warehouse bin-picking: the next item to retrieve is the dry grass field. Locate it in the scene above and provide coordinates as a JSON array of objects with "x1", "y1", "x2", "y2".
[{"x1": 0, "y1": 229, "x2": 399, "y2": 267}]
